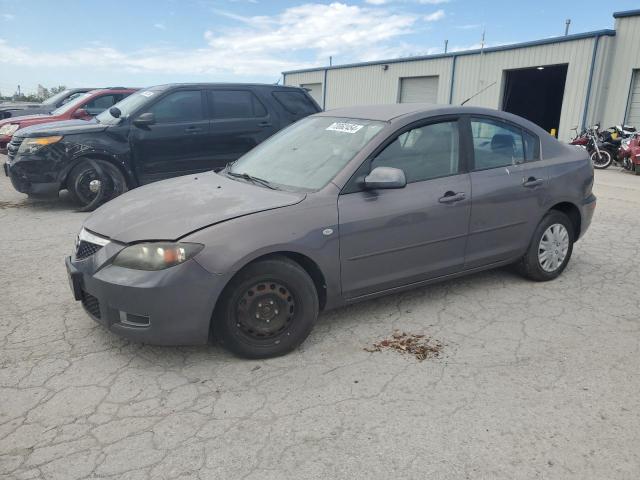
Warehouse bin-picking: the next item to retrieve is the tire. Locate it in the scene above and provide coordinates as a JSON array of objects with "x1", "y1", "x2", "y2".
[
  {"x1": 214, "y1": 256, "x2": 319, "y2": 359},
  {"x1": 515, "y1": 211, "x2": 575, "y2": 282},
  {"x1": 635, "y1": 164, "x2": 640, "y2": 176},
  {"x1": 590, "y1": 149, "x2": 612, "y2": 169},
  {"x1": 67, "y1": 159, "x2": 128, "y2": 212}
]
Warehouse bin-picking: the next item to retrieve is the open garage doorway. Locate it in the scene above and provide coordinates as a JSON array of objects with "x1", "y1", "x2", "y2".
[{"x1": 502, "y1": 64, "x2": 568, "y2": 136}]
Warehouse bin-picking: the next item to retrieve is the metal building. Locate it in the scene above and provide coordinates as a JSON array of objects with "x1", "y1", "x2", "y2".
[{"x1": 283, "y1": 9, "x2": 640, "y2": 141}]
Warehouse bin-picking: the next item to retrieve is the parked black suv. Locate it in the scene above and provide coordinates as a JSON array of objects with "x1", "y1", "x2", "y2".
[{"x1": 4, "y1": 83, "x2": 320, "y2": 210}]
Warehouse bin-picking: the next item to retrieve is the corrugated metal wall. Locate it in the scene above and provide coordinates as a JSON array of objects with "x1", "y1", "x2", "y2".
[
  {"x1": 602, "y1": 15, "x2": 640, "y2": 127},
  {"x1": 451, "y1": 38, "x2": 595, "y2": 140},
  {"x1": 284, "y1": 15, "x2": 640, "y2": 141}
]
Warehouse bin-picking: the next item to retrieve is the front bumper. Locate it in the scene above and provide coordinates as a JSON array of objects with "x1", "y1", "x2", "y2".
[
  {"x1": 5, "y1": 152, "x2": 62, "y2": 197},
  {"x1": 66, "y1": 247, "x2": 229, "y2": 345}
]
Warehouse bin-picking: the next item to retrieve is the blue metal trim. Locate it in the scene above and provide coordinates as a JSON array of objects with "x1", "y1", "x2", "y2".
[
  {"x1": 282, "y1": 29, "x2": 616, "y2": 75},
  {"x1": 448, "y1": 56, "x2": 457, "y2": 104},
  {"x1": 613, "y1": 9, "x2": 640, "y2": 19},
  {"x1": 582, "y1": 36, "x2": 601, "y2": 130},
  {"x1": 322, "y1": 68, "x2": 328, "y2": 110}
]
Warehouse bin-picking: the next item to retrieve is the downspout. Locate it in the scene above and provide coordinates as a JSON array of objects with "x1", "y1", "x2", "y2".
[
  {"x1": 322, "y1": 68, "x2": 328, "y2": 110},
  {"x1": 581, "y1": 35, "x2": 601, "y2": 130},
  {"x1": 448, "y1": 55, "x2": 457, "y2": 104}
]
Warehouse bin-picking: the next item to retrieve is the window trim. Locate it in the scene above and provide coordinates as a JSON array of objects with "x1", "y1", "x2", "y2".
[
  {"x1": 141, "y1": 89, "x2": 206, "y2": 125},
  {"x1": 207, "y1": 88, "x2": 269, "y2": 121},
  {"x1": 467, "y1": 114, "x2": 541, "y2": 172},
  {"x1": 271, "y1": 90, "x2": 318, "y2": 116},
  {"x1": 341, "y1": 115, "x2": 470, "y2": 194}
]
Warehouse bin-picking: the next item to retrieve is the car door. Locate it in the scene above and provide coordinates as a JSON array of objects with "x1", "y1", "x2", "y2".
[
  {"x1": 338, "y1": 118, "x2": 471, "y2": 299},
  {"x1": 204, "y1": 89, "x2": 278, "y2": 170},
  {"x1": 465, "y1": 116, "x2": 549, "y2": 268},
  {"x1": 130, "y1": 89, "x2": 211, "y2": 183}
]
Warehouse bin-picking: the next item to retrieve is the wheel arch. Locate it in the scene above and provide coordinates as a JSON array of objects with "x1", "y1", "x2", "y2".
[
  {"x1": 549, "y1": 201, "x2": 581, "y2": 238},
  {"x1": 61, "y1": 154, "x2": 135, "y2": 189}
]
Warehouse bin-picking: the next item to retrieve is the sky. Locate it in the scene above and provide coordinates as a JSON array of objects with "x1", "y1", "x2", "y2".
[{"x1": 0, "y1": 0, "x2": 638, "y2": 95}]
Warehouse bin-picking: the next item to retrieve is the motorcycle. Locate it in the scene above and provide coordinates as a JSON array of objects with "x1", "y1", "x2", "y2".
[
  {"x1": 617, "y1": 133, "x2": 640, "y2": 175},
  {"x1": 570, "y1": 125, "x2": 612, "y2": 169}
]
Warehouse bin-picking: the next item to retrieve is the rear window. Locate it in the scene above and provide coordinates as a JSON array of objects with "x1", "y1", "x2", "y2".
[
  {"x1": 209, "y1": 90, "x2": 267, "y2": 119},
  {"x1": 272, "y1": 91, "x2": 318, "y2": 116}
]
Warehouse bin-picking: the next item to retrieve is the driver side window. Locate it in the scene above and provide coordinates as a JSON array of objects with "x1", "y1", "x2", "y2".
[
  {"x1": 371, "y1": 121, "x2": 460, "y2": 183},
  {"x1": 148, "y1": 90, "x2": 204, "y2": 124}
]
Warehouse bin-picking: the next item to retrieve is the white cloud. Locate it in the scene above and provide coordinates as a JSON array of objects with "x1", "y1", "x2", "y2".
[
  {"x1": 365, "y1": 0, "x2": 388, "y2": 4},
  {"x1": 153, "y1": 23, "x2": 166, "y2": 30},
  {"x1": 417, "y1": 0, "x2": 449, "y2": 4},
  {"x1": 424, "y1": 9, "x2": 445, "y2": 21},
  {"x1": 2, "y1": 13, "x2": 15, "y2": 21},
  {"x1": 0, "y1": 3, "x2": 417, "y2": 77},
  {"x1": 456, "y1": 23, "x2": 481, "y2": 30}
]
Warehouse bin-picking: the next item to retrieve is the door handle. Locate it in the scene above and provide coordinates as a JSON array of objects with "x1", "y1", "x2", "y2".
[
  {"x1": 522, "y1": 177, "x2": 543, "y2": 188},
  {"x1": 184, "y1": 126, "x2": 202, "y2": 134},
  {"x1": 258, "y1": 121, "x2": 272, "y2": 127},
  {"x1": 438, "y1": 191, "x2": 466, "y2": 204}
]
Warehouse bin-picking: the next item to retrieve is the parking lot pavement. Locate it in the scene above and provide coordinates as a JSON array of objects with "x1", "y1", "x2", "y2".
[{"x1": 1, "y1": 159, "x2": 639, "y2": 480}]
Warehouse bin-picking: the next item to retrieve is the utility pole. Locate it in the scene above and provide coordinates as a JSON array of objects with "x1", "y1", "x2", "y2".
[
  {"x1": 444, "y1": 39, "x2": 448, "y2": 54},
  {"x1": 329, "y1": 56, "x2": 332, "y2": 67},
  {"x1": 565, "y1": 19, "x2": 571, "y2": 36},
  {"x1": 480, "y1": 30, "x2": 485, "y2": 54}
]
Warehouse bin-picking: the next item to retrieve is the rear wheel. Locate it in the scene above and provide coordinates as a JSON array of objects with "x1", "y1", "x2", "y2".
[
  {"x1": 590, "y1": 150, "x2": 612, "y2": 169},
  {"x1": 214, "y1": 256, "x2": 319, "y2": 359},
  {"x1": 67, "y1": 159, "x2": 128, "y2": 211},
  {"x1": 516, "y1": 211, "x2": 574, "y2": 282}
]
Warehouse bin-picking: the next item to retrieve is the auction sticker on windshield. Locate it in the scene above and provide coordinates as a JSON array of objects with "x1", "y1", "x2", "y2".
[{"x1": 326, "y1": 122, "x2": 364, "y2": 134}]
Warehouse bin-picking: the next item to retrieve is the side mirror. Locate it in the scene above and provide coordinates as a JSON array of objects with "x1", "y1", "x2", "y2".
[
  {"x1": 72, "y1": 108, "x2": 90, "y2": 119},
  {"x1": 133, "y1": 112, "x2": 155, "y2": 127},
  {"x1": 364, "y1": 166, "x2": 406, "y2": 190},
  {"x1": 109, "y1": 106, "x2": 121, "y2": 118}
]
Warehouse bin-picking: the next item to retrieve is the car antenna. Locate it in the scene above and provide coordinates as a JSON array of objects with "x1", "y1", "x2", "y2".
[{"x1": 460, "y1": 81, "x2": 497, "y2": 106}]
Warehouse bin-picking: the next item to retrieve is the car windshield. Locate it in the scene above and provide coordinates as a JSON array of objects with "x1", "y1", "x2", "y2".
[
  {"x1": 50, "y1": 93, "x2": 91, "y2": 115},
  {"x1": 95, "y1": 89, "x2": 153, "y2": 125},
  {"x1": 228, "y1": 116, "x2": 385, "y2": 191},
  {"x1": 41, "y1": 89, "x2": 74, "y2": 106}
]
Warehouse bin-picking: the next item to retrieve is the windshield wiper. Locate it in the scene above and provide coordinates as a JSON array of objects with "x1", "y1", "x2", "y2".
[{"x1": 226, "y1": 171, "x2": 278, "y2": 190}]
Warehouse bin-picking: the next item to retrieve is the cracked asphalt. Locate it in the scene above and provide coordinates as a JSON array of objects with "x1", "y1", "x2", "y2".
[{"x1": 1, "y1": 161, "x2": 639, "y2": 479}]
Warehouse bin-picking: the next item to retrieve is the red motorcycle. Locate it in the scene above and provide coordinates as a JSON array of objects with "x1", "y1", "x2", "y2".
[{"x1": 617, "y1": 134, "x2": 640, "y2": 175}]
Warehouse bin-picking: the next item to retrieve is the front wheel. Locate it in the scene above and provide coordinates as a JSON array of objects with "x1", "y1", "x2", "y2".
[
  {"x1": 516, "y1": 211, "x2": 575, "y2": 282},
  {"x1": 67, "y1": 159, "x2": 128, "y2": 211},
  {"x1": 214, "y1": 256, "x2": 319, "y2": 359},
  {"x1": 590, "y1": 150, "x2": 612, "y2": 169}
]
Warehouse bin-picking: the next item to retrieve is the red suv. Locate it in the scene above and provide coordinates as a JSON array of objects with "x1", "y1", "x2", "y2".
[{"x1": 0, "y1": 88, "x2": 137, "y2": 153}]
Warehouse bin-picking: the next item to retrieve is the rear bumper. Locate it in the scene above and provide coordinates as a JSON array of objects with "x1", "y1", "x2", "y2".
[
  {"x1": 66, "y1": 254, "x2": 229, "y2": 345},
  {"x1": 578, "y1": 194, "x2": 596, "y2": 239}
]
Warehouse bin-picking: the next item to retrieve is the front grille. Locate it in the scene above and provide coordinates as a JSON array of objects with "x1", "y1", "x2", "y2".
[
  {"x1": 81, "y1": 291, "x2": 101, "y2": 319},
  {"x1": 76, "y1": 240, "x2": 103, "y2": 260},
  {"x1": 7, "y1": 137, "x2": 23, "y2": 161}
]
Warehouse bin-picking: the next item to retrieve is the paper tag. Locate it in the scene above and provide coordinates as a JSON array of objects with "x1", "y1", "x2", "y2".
[
  {"x1": 140, "y1": 91, "x2": 155, "y2": 98},
  {"x1": 326, "y1": 122, "x2": 364, "y2": 134}
]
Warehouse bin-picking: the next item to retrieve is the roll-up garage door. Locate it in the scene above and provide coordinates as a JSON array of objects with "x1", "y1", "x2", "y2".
[
  {"x1": 301, "y1": 83, "x2": 323, "y2": 106},
  {"x1": 625, "y1": 70, "x2": 640, "y2": 127},
  {"x1": 399, "y1": 76, "x2": 439, "y2": 104}
]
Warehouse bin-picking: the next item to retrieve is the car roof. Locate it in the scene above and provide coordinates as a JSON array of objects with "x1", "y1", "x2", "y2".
[
  {"x1": 84, "y1": 88, "x2": 139, "y2": 96},
  {"x1": 314, "y1": 104, "x2": 542, "y2": 126},
  {"x1": 145, "y1": 83, "x2": 306, "y2": 92}
]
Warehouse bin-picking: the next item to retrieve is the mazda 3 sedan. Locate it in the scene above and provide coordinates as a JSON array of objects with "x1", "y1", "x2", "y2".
[{"x1": 66, "y1": 104, "x2": 596, "y2": 358}]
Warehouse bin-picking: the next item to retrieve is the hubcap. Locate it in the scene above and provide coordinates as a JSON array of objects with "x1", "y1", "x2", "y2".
[
  {"x1": 236, "y1": 281, "x2": 295, "y2": 338},
  {"x1": 89, "y1": 179, "x2": 102, "y2": 193},
  {"x1": 538, "y1": 223, "x2": 569, "y2": 272}
]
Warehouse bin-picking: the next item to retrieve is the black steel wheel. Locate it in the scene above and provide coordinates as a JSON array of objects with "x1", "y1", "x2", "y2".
[
  {"x1": 214, "y1": 255, "x2": 319, "y2": 359},
  {"x1": 67, "y1": 159, "x2": 128, "y2": 211}
]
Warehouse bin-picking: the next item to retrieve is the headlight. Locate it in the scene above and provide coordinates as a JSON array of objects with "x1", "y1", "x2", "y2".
[
  {"x1": 112, "y1": 242, "x2": 204, "y2": 271},
  {"x1": 17, "y1": 136, "x2": 63, "y2": 155},
  {"x1": 0, "y1": 124, "x2": 20, "y2": 135}
]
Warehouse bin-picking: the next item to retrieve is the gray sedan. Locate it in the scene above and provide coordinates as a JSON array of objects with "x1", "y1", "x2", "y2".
[{"x1": 66, "y1": 104, "x2": 596, "y2": 358}]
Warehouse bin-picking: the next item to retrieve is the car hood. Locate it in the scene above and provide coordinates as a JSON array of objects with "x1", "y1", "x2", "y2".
[
  {"x1": 0, "y1": 106, "x2": 51, "y2": 116},
  {"x1": 16, "y1": 119, "x2": 106, "y2": 137},
  {"x1": 0, "y1": 113, "x2": 52, "y2": 125},
  {"x1": 83, "y1": 171, "x2": 306, "y2": 243}
]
